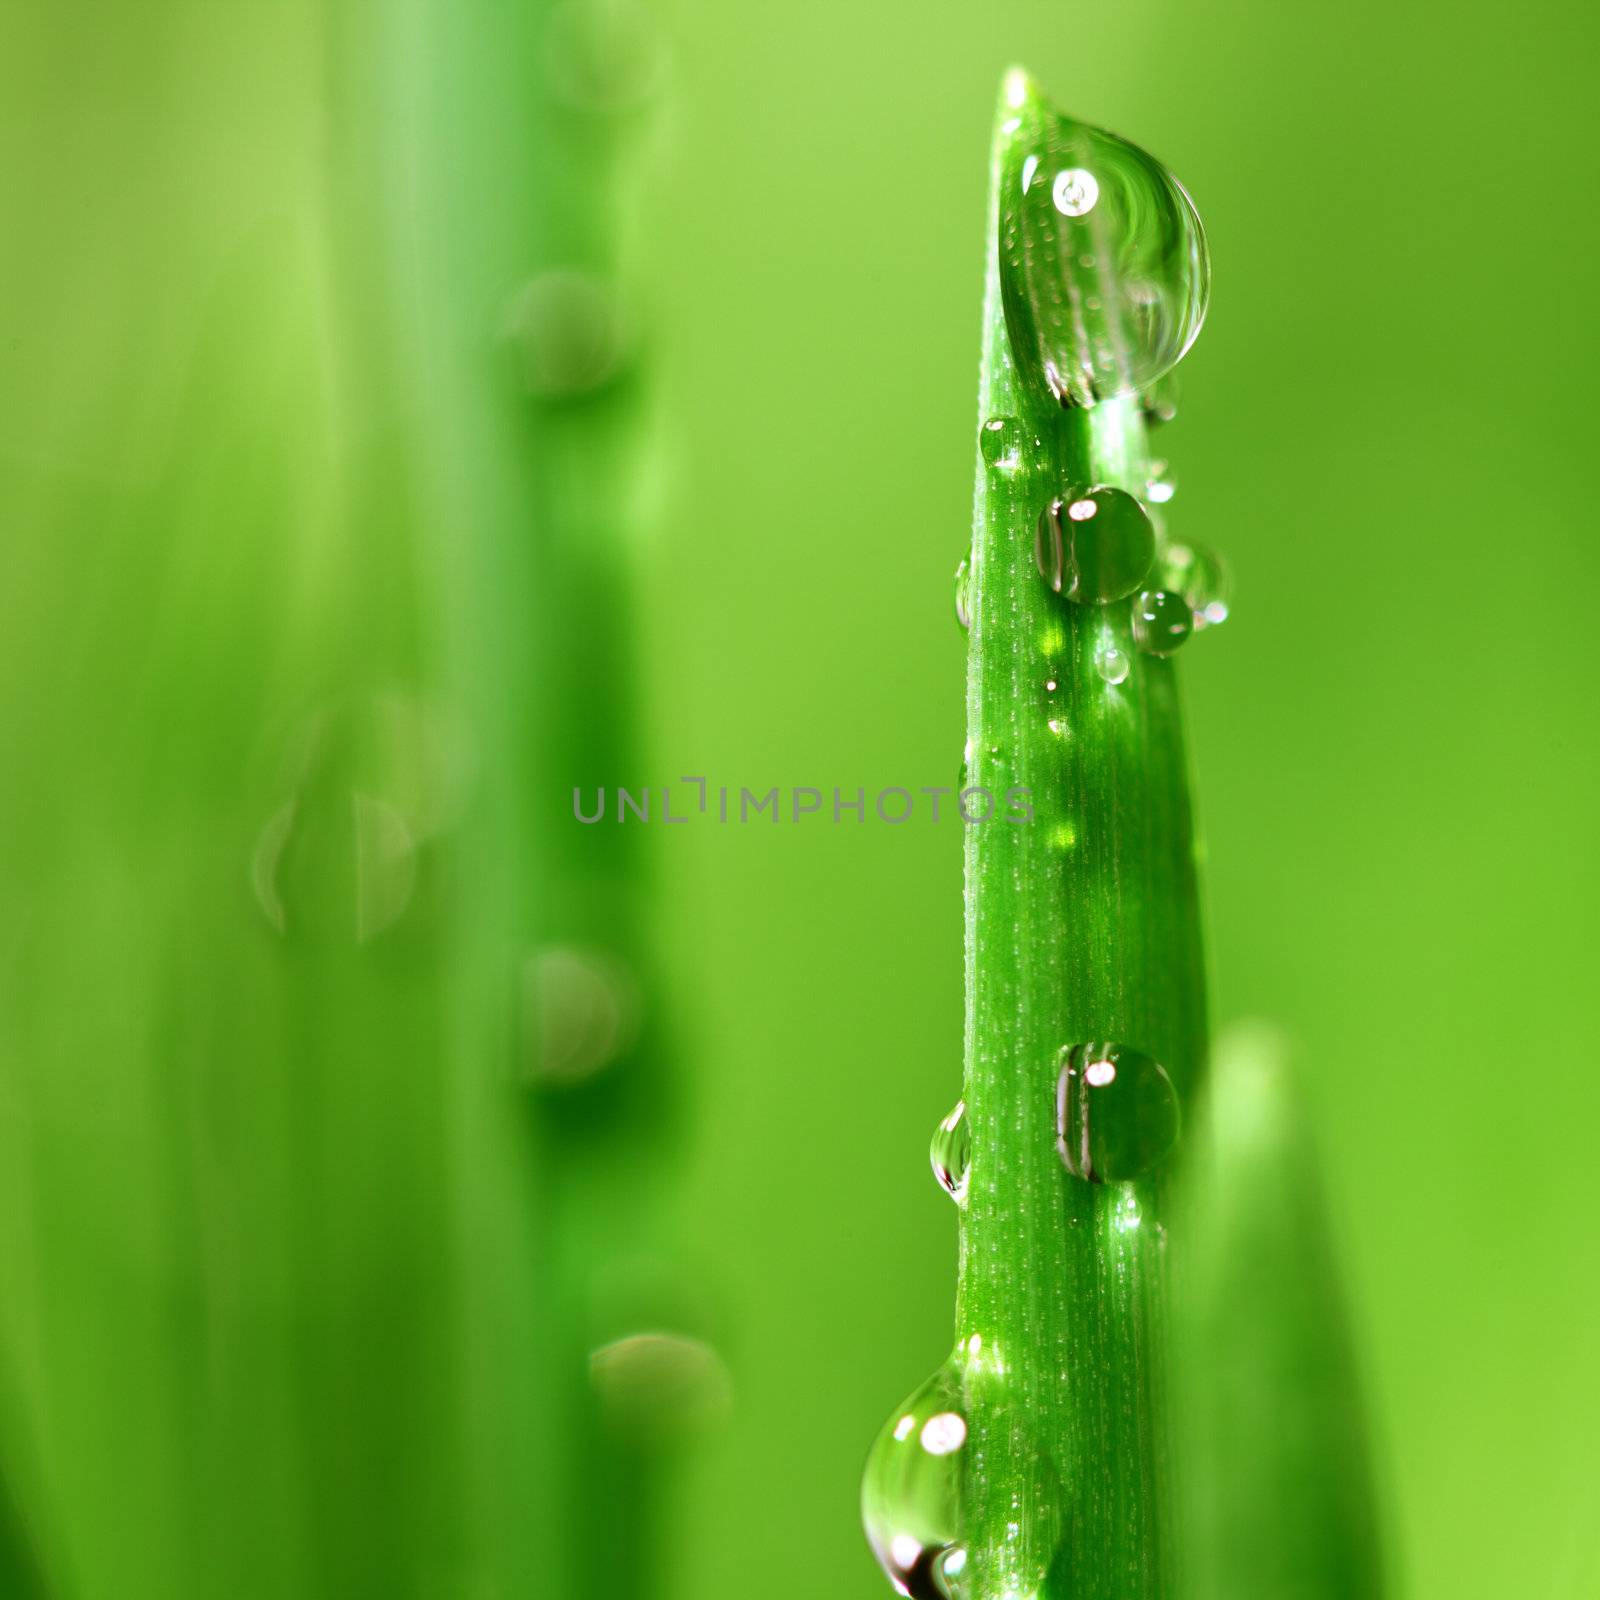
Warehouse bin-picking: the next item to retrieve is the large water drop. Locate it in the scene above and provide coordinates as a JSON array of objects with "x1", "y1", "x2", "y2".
[
  {"x1": 863, "y1": 1363, "x2": 970, "y2": 1599},
  {"x1": 954, "y1": 557, "x2": 973, "y2": 633},
  {"x1": 978, "y1": 416, "x2": 1022, "y2": 471},
  {"x1": 998, "y1": 84, "x2": 1209, "y2": 409},
  {"x1": 1055, "y1": 1041, "x2": 1181, "y2": 1183},
  {"x1": 1036, "y1": 486, "x2": 1154, "y2": 604}
]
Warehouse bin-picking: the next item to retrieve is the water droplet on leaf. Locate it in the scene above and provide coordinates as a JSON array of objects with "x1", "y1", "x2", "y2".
[
  {"x1": 863, "y1": 1363, "x2": 970, "y2": 1599},
  {"x1": 999, "y1": 93, "x2": 1209, "y2": 408},
  {"x1": 978, "y1": 416, "x2": 1022, "y2": 471},
  {"x1": 1093, "y1": 640, "x2": 1130, "y2": 686},
  {"x1": 1144, "y1": 458, "x2": 1176, "y2": 504},
  {"x1": 930, "y1": 1101, "x2": 971, "y2": 1204},
  {"x1": 954, "y1": 557, "x2": 973, "y2": 632},
  {"x1": 1037, "y1": 487, "x2": 1154, "y2": 603},
  {"x1": 1055, "y1": 1042, "x2": 1181, "y2": 1183},
  {"x1": 1131, "y1": 589, "x2": 1192, "y2": 656}
]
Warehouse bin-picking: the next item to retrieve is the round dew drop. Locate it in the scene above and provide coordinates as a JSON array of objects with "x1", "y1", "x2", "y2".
[
  {"x1": 1036, "y1": 486, "x2": 1155, "y2": 604},
  {"x1": 1131, "y1": 589, "x2": 1192, "y2": 656},
  {"x1": 978, "y1": 415, "x2": 1022, "y2": 471},
  {"x1": 862, "y1": 1363, "x2": 970, "y2": 1599},
  {"x1": 1094, "y1": 639, "x2": 1130, "y2": 686},
  {"x1": 930, "y1": 1100, "x2": 971, "y2": 1205},
  {"x1": 1055, "y1": 1042, "x2": 1181, "y2": 1183}
]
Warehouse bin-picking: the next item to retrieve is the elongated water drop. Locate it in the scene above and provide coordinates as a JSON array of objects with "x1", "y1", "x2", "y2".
[
  {"x1": 998, "y1": 80, "x2": 1209, "y2": 408},
  {"x1": 1036, "y1": 486, "x2": 1154, "y2": 603},
  {"x1": 954, "y1": 557, "x2": 972, "y2": 632},
  {"x1": 1131, "y1": 589, "x2": 1192, "y2": 656},
  {"x1": 930, "y1": 1100, "x2": 971, "y2": 1204},
  {"x1": 863, "y1": 1363, "x2": 969, "y2": 1599},
  {"x1": 978, "y1": 416, "x2": 1022, "y2": 470},
  {"x1": 1055, "y1": 1042, "x2": 1181, "y2": 1182},
  {"x1": 1158, "y1": 540, "x2": 1231, "y2": 629}
]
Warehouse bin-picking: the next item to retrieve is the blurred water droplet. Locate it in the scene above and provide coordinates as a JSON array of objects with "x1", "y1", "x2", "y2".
[
  {"x1": 954, "y1": 557, "x2": 973, "y2": 632},
  {"x1": 999, "y1": 94, "x2": 1209, "y2": 408},
  {"x1": 1055, "y1": 1042, "x2": 1181, "y2": 1183},
  {"x1": 521, "y1": 946, "x2": 640, "y2": 1088},
  {"x1": 252, "y1": 697, "x2": 446, "y2": 943},
  {"x1": 1093, "y1": 640, "x2": 1130, "y2": 686},
  {"x1": 863, "y1": 1363, "x2": 969, "y2": 1599},
  {"x1": 589, "y1": 1331, "x2": 731, "y2": 1442},
  {"x1": 979, "y1": 416, "x2": 1022, "y2": 471},
  {"x1": 1037, "y1": 487, "x2": 1154, "y2": 603},
  {"x1": 544, "y1": 0, "x2": 665, "y2": 112},
  {"x1": 1131, "y1": 589, "x2": 1192, "y2": 657},
  {"x1": 501, "y1": 270, "x2": 631, "y2": 397},
  {"x1": 1141, "y1": 372, "x2": 1180, "y2": 426},
  {"x1": 1158, "y1": 540, "x2": 1230, "y2": 630},
  {"x1": 1144, "y1": 458, "x2": 1176, "y2": 504},
  {"x1": 352, "y1": 793, "x2": 417, "y2": 942},
  {"x1": 930, "y1": 1101, "x2": 971, "y2": 1204}
]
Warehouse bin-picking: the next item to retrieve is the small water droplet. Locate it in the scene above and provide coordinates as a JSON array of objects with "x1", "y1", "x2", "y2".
[
  {"x1": 863, "y1": 1363, "x2": 969, "y2": 1599},
  {"x1": 954, "y1": 557, "x2": 972, "y2": 632},
  {"x1": 521, "y1": 946, "x2": 641, "y2": 1088},
  {"x1": 1037, "y1": 486, "x2": 1154, "y2": 603},
  {"x1": 999, "y1": 91, "x2": 1209, "y2": 408},
  {"x1": 1055, "y1": 1042, "x2": 1181, "y2": 1183},
  {"x1": 1141, "y1": 372, "x2": 1180, "y2": 426},
  {"x1": 589, "y1": 1331, "x2": 732, "y2": 1442},
  {"x1": 1144, "y1": 458, "x2": 1176, "y2": 504},
  {"x1": 501, "y1": 270, "x2": 631, "y2": 397},
  {"x1": 1093, "y1": 640, "x2": 1130, "y2": 686},
  {"x1": 251, "y1": 698, "x2": 440, "y2": 943},
  {"x1": 978, "y1": 416, "x2": 1022, "y2": 471},
  {"x1": 930, "y1": 1101, "x2": 971, "y2": 1204},
  {"x1": 1131, "y1": 589, "x2": 1192, "y2": 656},
  {"x1": 1158, "y1": 541, "x2": 1230, "y2": 630}
]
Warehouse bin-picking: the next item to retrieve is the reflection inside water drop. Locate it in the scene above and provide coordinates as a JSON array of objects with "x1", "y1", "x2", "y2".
[
  {"x1": 862, "y1": 1362, "x2": 969, "y2": 1599},
  {"x1": 930, "y1": 1100, "x2": 971, "y2": 1205},
  {"x1": 1055, "y1": 1041, "x2": 1181, "y2": 1183},
  {"x1": 1036, "y1": 486, "x2": 1154, "y2": 604},
  {"x1": 998, "y1": 90, "x2": 1210, "y2": 408}
]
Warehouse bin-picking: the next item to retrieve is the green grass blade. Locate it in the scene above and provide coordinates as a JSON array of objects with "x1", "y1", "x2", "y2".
[
  {"x1": 955, "y1": 71, "x2": 1209, "y2": 1600},
  {"x1": 1174, "y1": 1020, "x2": 1389, "y2": 1600}
]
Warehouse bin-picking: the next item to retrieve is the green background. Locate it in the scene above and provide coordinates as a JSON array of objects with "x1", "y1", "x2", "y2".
[{"x1": 2, "y1": 1, "x2": 1597, "y2": 1598}]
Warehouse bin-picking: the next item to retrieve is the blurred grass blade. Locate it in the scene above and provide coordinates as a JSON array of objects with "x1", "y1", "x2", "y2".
[{"x1": 1175, "y1": 1019, "x2": 1388, "y2": 1599}]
